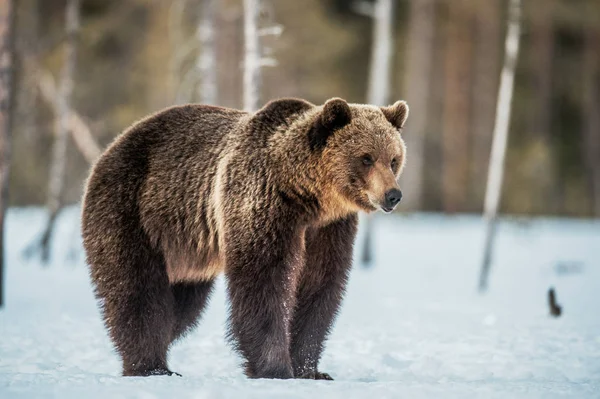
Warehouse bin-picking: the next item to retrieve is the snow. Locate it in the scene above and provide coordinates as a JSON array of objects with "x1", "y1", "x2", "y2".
[{"x1": 1, "y1": 207, "x2": 599, "y2": 398}]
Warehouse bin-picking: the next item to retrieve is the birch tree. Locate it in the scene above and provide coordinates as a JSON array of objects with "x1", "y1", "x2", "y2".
[
  {"x1": 243, "y1": 0, "x2": 260, "y2": 111},
  {"x1": 470, "y1": 0, "x2": 501, "y2": 208},
  {"x1": 197, "y1": 0, "x2": 217, "y2": 105},
  {"x1": 361, "y1": 0, "x2": 394, "y2": 265},
  {"x1": 40, "y1": 0, "x2": 80, "y2": 263},
  {"x1": 16, "y1": 0, "x2": 39, "y2": 143},
  {"x1": 366, "y1": 0, "x2": 393, "y2": 107},
  {"x1": 0, "y1": 0, "x2": 13, "y2": 307},
  {"x1": 36, "y1": 69, "x2": 101, "y2": 164},
  {"x1": 243, "y1": 0, "x2": 281, "y2": 112},
  {"x1": 479, "y1": 0, "x2": 522, "y2": 292}
]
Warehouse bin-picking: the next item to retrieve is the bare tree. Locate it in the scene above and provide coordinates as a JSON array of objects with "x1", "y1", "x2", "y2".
[
  {"x1": 39, "y1": 0, "x2": 80, "y2": 263},
  {"x1": 242, "y1": 0, "x2": 281, "y2": 111},
  {"x1": 401, "y1": 0, "x2": 435, "y2": 211},
  {"x1": 0, "y1": 0, "x2": 13, "y2": 307},
  {"x1": 243, "y1": 0, "x2": 260, "y2": 111},
  {"x1": 366, "y1": 0, "x2": 393, "y2": 107},
  {"x1": 168, "y1": 0, "x2": 219, "y2": 105},
  {"x1": 15, "y1": 0, "x2": 39, "y2": 143},
  {"x1": 479, "y1": 0, "x2": 522, "y2": 292},
  {"x1": 361, "y1": 0, "x2": 395, "y2": 266},
  {"x1": 197, "y1": 0, "x2": 217, "y2": 105},
  {"x1": 582, "y1": 28, "x2": 600, "y2": 217}
]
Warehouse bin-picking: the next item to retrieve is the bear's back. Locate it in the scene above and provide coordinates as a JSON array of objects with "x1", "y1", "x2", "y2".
[
  {"x1": 134, "y1": 104, "x2": 246, "y2": 257},
  {"x1": 83, "y1": 104, "x2": 248, "y2": 282}
]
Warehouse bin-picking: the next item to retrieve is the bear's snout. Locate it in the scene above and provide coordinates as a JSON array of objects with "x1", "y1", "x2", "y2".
[{"x1": 382, "y1": 189, "x2": 402, "y2": 213}]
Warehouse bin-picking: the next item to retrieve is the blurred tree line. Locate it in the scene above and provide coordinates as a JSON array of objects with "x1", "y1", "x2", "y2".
[{"x1": 9, "y1": 0, "x2": 600, "y2": 217}]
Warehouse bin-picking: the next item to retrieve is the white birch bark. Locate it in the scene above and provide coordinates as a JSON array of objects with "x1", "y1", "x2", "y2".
[
  {"x1": 366, "y1": 0, "x2": 393, "y2": 106},
  {"x1": 243, "y1": 0, "x2": 260, "y2": 111},
  {"x1": 197, "y1": 0, "x2": 217, "y2": 105},
  {"x1": 479, "y1": 0, "x2": 522, "y2": 292},
  {"x1": 37, "y1": 70, "x2": 101, "y2": 164}
]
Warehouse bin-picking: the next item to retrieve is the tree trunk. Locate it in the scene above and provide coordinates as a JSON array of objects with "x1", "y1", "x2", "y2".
[
  {"x1": 15, "y1": 0, "x2": 39, "y2": 142},
  {"x1": 442, "y1": 0, "x2": 473, "y2": 213},
  {"x1": 40, "y1": 0, "x2": 79, "y2": 263},
  {"x1": 401, "y1": 0, "x2": 434, "y2": 211},
  {"x1": 479, "y1": 0, "x2": 522, "y2": 292},
  {"x1": 197, "y1": 0, "x2": 217, "y2": 105},
  {"x1": 470, "y1": 0, "x2": 501, "y2": 211},
  {"x1": 361, "y1": 0, "x2": 395, "y2": 267},
  {"x1": 367, "y1": 0, "x2": 394, "y2": 107},
  {"x1": 243, "y1": 0, "x2": 260, "y2": 111},
  {"x1": 582, "y1": 28, "x2": 600, "y2": 217},
  {"x1": 0, "y1": 0, "x2": 13, "y2": 307}
]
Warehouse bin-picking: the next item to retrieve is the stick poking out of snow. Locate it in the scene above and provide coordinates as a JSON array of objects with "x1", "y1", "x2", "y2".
[{"x1": 479, "y1": 0, "x2": 522, "y2": 292}]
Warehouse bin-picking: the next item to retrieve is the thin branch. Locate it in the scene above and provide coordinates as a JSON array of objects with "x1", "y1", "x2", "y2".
[
  {"x1": 37, "y1": 70, "x2": 100, "y2": 164},
  {"x1": 479, "y1": 0, "x2": 522, "y2": 292}
]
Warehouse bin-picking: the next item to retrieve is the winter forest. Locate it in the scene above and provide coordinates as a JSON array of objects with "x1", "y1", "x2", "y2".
[{"x1": 1, "y1": 0, "x2": 599, "y2": 398}]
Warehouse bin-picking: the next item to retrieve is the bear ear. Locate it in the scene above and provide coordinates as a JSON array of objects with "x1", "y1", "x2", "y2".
[
  {"x1": 308, "y1": 97, "x2": 352, "y2": 150},
  {"x1": 381, "y1": 100, "x2": 409, "y2": 130}
]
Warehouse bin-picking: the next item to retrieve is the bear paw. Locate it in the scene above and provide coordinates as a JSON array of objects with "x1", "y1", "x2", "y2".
[
  {"x1": 246, "y1": 361, "x2": 295, "y2": 379},
  {"x1": 149, "y1": 368, "x2": 182, "y2": 377},
  {"x1": 297, "y1": 370, "x2": 334, "y2": 381},
  {"x1": 124, "y1": 367, "x2": 182, "y2": 377}
]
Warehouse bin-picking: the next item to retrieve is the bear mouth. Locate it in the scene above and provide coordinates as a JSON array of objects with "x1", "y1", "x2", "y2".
[{"x1": 367, "y1": 195, "x2": 395, "y2": 213}]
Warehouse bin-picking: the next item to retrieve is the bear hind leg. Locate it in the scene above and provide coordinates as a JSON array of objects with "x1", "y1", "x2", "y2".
[
  {"x1": 170, "y1": 279, "x2": 215, "y2": 343},
  {"x1": 94, "y1": 245, "x2": 179, "y2": 377}
]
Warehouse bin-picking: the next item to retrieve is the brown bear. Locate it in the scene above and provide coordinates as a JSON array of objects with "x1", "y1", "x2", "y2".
[{"x1": 81, "y1": 97, "x2": 409, "y2": 380}]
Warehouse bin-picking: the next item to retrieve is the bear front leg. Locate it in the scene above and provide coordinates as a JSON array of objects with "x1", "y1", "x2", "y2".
[
  {"x1": 224, "y1": 220, "x2": 305, "y2": 379},
  {"x1": 290, "y1": 214, "x2": 357, "y2": 380}
]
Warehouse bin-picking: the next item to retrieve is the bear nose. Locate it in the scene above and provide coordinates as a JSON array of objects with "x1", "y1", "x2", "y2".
[{"x1": 384, "y1": 189, "x2": 403, "y2": 210}]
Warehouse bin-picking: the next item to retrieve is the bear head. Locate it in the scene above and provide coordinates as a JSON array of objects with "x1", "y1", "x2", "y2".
[{"x1": 308, "y1": 97, "x2": 409, "y2": 214}]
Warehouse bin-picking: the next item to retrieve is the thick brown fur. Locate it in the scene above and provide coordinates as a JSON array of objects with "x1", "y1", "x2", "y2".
[{"x1": 81, "y1": 97, "x2": 409, "y2": 379}]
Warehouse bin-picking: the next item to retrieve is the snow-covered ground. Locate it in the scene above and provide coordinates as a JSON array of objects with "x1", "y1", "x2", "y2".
[{"x1": 1, "y1": 207, "x2": 599, "y2": 398}]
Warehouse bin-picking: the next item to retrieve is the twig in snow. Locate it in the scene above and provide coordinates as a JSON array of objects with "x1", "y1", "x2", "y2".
[{"x1": 548, "y1": 287, "x2": 562, "y2": 317}]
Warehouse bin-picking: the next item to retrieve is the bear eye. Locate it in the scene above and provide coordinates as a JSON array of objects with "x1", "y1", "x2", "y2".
[
  {"x1": 391, "y1": 158, "x2": 398, "y2": 170},
  {"x1": 362, "y1": 155, "x2": 374, "y2": 167}
]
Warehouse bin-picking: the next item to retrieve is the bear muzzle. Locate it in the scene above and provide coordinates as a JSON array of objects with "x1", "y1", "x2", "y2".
[{"x1": 381, "y1": 189, "x2": 403, "y2": 213}]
